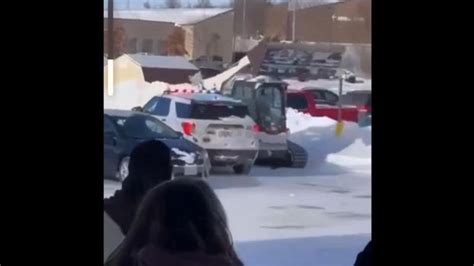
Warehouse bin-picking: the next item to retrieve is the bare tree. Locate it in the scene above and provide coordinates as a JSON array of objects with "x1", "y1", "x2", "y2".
[
  {"x1": 166, "y1": 27, "x2": 188, "y2": 56},
  {"x1": 165, "y1": 0, "x2": 182, "y2": 8},
  {"x1": 143, "y1": 1, "x2": 151, "y2": 9},
  {"x1": 194, "y1": 0, "x2": 213, "y2": 8},
  {"x1": 104, "y1": 26, "x2": 126, "y2": 58}
]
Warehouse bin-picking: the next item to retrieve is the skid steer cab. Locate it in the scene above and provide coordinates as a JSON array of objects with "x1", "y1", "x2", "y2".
[{"x1": 229, "y1": 76, "x2": 307, "y2": 168}]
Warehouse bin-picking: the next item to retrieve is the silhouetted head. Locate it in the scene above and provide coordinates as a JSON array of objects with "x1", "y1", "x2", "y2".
[
  {"x1": 122, "y1": 140, "x2": 172, "y2": 201},
  {"x1": 107, "y1": 179, "x2": 243, "y2": 266}
]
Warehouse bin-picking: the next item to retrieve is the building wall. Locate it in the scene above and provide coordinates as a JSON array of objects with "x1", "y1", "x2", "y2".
[
  {"x1": 142, "y1": 67, "x2": 199, "y2": 84},
  {"x1": 332, "y1": 0, "x2": 371, "y2": 43},
  {"x1": 233, "y1": 0, "x2": 268, "y2": 38},
  {"x1": 104, "y1": 19, "x2": 175, "y2": 55},
  {"x1": 104, "y1": 13, "x2": 235, "y2": 63},
  {"x1": 290, "y1": 0, "x2": 371, "y2": 44},
  {"x1": 261, "y1": 0, "x2": 371, "y2": 44},
  {"x1": 263, "y1": 5, "x2": 289, "y2": 40},
  {"x1": 291, "y1": 5, "x2": 334, "y2": 42},
  {"x1": 189, "y1": 11, "x2": 235, "y2": 63},
  {"x1": 182, "y1": 25, "x2": 195, "y2": 60}
]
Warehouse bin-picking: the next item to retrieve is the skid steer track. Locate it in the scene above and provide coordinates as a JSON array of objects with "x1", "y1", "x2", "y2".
[{"x1": 287, "y1": 140, "x2": 308, "y2": 168}]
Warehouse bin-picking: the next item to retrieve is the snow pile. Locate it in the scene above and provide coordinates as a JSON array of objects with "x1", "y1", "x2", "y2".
[
  {"x1": 286, "y1": 108, "x2": 336, "y2": 133},
  {"x1": 168, "y1": 83, "x2": 199, "y2": 91},
  {"x1": 286, "y1": 108, "x2": 371, "y2": 173},
  {"x1": 330, "y1": 138, "x2": 371, "y2": 159},
  {"x1": 103, "y1": 80, "x2": 168, "y2": 110},
  {"x1": 326, "y1": 138, "x2": 371, "y2": 172}
]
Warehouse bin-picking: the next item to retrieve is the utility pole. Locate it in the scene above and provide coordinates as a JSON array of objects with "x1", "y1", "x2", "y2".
[
  {"x1": 107, "y1": 0, "x2": 114, "y2": 96},
  {"x1": 242, "y1": 0, "x2": 247, "y2": 38},
  {"x1": 292, "y1": 0, "x2": 296, "y2": 42}
]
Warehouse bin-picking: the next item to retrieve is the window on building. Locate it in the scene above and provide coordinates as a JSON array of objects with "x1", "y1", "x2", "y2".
[
  {"x1": 142, "y1": 39, "x2": 153, "y2": 54},
  {"x1": 127, "y1": 38, "x2": 137, "y2": 53},
  {"x1": 155, "y1": 40, "x2": 166, "y2": 55}
]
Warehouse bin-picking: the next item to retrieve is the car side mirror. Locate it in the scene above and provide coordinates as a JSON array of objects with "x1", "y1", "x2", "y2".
[{"x1": 132, "y1": 106, "x2": 143, "y2": 112}]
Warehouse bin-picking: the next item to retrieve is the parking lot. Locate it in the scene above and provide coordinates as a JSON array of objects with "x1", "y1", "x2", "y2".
[{"x1": 104, "y1": 111, "x2": 371, "y2": 266}]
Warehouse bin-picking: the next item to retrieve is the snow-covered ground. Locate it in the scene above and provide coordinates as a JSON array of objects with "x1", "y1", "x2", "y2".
[{"x1": 104, "y1": 109, "x2": 371, "y2": 266}]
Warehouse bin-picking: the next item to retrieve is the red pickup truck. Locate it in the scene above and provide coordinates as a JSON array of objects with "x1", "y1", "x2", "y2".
[{"x1": 286, "y1": 90, "x2": 360, "y2": 122}]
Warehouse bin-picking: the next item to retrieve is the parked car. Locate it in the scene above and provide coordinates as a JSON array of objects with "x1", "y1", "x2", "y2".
[
  {"x1": 104, "y1": 109, "x2": 210, "y2": 181},
  {"x1": 303, "y1": 87, "x2": 340, "y2": 106},
  {"x1": 339, "y1": 90, "x2": 372, "y2": 126},
  {"x1": 135, "y1": 93, "x2": 259, "y2": 174},
  {"x1": 286, "y1": 90, "x2": 360, "y2": 123},
  {"x1": 317, "y1": 67, "x2": 337, "y2": 79}
]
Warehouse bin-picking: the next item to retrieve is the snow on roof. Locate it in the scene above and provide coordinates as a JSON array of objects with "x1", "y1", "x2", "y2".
[
  {"x1": 191, "y1": 93, "x2": 241, "y2": 103},
  {"x1": 104, "y1": 8, "x2": 232, "y2": 25},
  {"x1": 288, "y1": 0, "x2": 345, "y2": 11},
  {"x1": 128, "y1": 54, "x2": 198, "y2": 70},
  {"x1": 168, "y1": 92, "x2": 241, "y2": 103}
]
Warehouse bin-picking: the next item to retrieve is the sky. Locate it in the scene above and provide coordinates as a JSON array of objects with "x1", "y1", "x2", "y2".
[
  {"x1": 104, "y1": 0, "x2": 287, "y2": 9},
  {"x1": 105, "y1": 0, "x2": 233, "y2": 9}
]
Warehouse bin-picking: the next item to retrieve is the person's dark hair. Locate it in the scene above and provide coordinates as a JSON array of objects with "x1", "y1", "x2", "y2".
[
  {"x1": 104, "y1": 140, "x2": 173, "y2": 234},
  {"x1": 354, "y1": 240, "x2": 372, "y2": 266},
  {"x1": 106, "y1": 179, "x2": 243, "y2": 266},
  {"x1": 120, "y1": 140, "x2": 172, "y2": 202}
]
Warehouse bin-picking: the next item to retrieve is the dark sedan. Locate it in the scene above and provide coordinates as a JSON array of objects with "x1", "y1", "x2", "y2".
[{"x1": 104, "y1": 109, "x2": 210, "y2": 181}]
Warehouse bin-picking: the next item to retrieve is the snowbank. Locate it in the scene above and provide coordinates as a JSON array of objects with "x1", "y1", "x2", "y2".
[
  {"x1": 286, "y1": 108, "x2": 371, "y2": 173},
  {"x1": 286, "y1": 108, "x2": 336, "y2": 133},
  {"x1": 104, "y1": 80, "x2": 169, "y2": 110},
  {"x1": 330, "y1": 138, "x2": 371, "y2": 159}
]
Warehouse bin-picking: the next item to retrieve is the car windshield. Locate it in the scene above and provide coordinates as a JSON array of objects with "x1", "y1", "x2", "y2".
[
  {"x1": 110, "y1": 114, "x2": 179, "y2": 139},
  {"x1": 255, "y1": 85, "x2": 286, "y2": 130}
]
